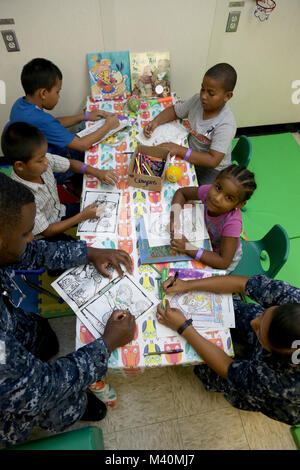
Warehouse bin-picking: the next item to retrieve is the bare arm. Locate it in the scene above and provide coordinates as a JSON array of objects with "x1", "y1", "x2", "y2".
[
  {"x1": 162, "y1": 274, "x2": 249, "y2": 296},
  {"x1": 157, "y1": 142, "x2": 225, "y2": 168},
  {"x1": 143, "y1": 105, "x2": 178, "y2": 138},
  {"x1": 157, "y1": 300, "x2": 233, "y2": 378},
  {"x1": 41, "y1": 203, "x2": 100, "y2": 238},
  {"x1": 67, "y1": 115, "x2": 120, "y2": 152},
  {"x1": 68, "y1": 160, "x2": 118, "y2": 186},
  {"x1": 171, "y1": 235, "x2": 239, "y2": 270},
  {"x1": 170, "y1": 187, "x2": 199, "y2": 237},
  {"x1": 57, "y1": 109, "x2": 108, "y2": 129}
]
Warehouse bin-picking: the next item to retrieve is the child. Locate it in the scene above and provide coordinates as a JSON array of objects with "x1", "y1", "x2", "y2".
[
  {"x1": 158, "y1": 273, "x2": 300, "y2": 425},
  {"x1": 1, "y1": 122, "x2": 118, "y2": 240},
  {"x1": 9, "y1": 58, "x2": 120, "y2": 168},
  {"x1": 144, "y1": 63, "x2": 237, "y2": 185},
  {"x1": 170, "y1": 164, "x2": 257, "y2": 272}
]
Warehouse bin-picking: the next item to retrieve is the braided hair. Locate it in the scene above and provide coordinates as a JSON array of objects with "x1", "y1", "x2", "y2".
[{"x1": 218, "y1": 164, "x2": 257, "y2": 202}]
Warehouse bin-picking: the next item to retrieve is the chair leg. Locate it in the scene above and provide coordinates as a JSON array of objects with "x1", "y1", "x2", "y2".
[{"x1": 21, "y1": 274, "x2": 64, "y2": 303}]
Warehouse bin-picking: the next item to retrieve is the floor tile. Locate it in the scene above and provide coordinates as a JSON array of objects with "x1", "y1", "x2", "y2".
[
  {"x1": 114, "y1": 419, "x2": 183, "y2": 450},
  {"x1": 178, "y1": 408, "x2": 249, "y2": 450},
  {"x1": 239, "y1": 410, "x2": 297, "y2": 450},
  {"x1": 102, "y1": 367, "x2": 176, "y2": 433},
  {"x1": 168, "y1": 365, "x2": 233, "y2": 419}
]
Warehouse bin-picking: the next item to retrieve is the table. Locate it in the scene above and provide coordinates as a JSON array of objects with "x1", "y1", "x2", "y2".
[{"x1": 75, "y1": 94, "x2": 234, "y2": 385}]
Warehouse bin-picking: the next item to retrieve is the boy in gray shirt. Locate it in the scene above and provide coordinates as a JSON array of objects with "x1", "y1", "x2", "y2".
[{"x1": 144, "y1": 63, "x2": 237, "y2": 184}]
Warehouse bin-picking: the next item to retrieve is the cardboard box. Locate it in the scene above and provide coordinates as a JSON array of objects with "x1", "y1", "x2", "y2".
[{"x1": 128, "y1": 145, "x2": 169, "y2": 191}]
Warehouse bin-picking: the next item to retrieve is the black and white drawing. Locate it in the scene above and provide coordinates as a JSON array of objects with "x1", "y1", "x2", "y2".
[
  {"x1": 79, "y1": 274, "x2": 157, "y2": 339},
  {"x1": 77, "y1": 190, "x2": 121, "y2": 236}
]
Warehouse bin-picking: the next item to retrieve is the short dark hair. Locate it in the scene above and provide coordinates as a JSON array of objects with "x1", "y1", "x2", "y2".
[
  {"x1": 1, "y1": 122, "x2": 47, "y2": 164},
  {"x1": 218, "y1": 164, "x2": 257, "y2": 202},
  {"x1": 21, "y1": 58, "x2": 62, "y2": 95},
  {"x1": 268, "y1": 303, "x2": 300, "y2": 363},
  {"x1": 205, "y1": 63, "x2": 237, "y2": 92},
  {"x1": 0, "y1": 172, "x2": 34, "y2": 233}
]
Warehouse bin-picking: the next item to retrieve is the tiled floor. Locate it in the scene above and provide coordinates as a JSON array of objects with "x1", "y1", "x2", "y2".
[
  {"x1": 27, "y1": 132, "x2": 300, "y2": 450},
  {"x1": 28, "y1": 315, "x2": 295, "y2": 450}
]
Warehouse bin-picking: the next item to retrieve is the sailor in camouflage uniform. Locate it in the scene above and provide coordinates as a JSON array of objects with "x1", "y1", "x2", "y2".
[
  {"x1": 160, "y1": 273, "x2": 300, "y2": 425},
  {"x1": 0, "y1": 173, "x2": 135, "y2": 447}
]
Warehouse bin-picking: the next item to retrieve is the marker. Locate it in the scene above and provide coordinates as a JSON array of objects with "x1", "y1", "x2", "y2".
[
  {"x1": 168, "y1": 271, "x2": 178, "y2": 288},
  {"x1": 143, "y1": 349, "x2": 183, "y2": 357}
]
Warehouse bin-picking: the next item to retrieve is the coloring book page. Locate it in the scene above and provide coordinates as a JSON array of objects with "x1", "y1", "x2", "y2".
[
  {"x1": 53, "y1": 272, "x2": 158, "y2": 340},
  {"x1": 136, "y1": 121, "x2": 188, "y2": 147},
  {"x1": 144, "y1": 203, "x2": 208, "y2": 248},
  {"x1": 77, "y1": 190, "x2": 121, "y2": 237},
  {"x1": 51, "y1": 263, "x2": 118, "y2": 312},
  {"x1": 76, "y1": 117, "x2": 130, "y2": 146},
  {"x1": 165, "y1": 287, "x2": 235, "y2": 332}
]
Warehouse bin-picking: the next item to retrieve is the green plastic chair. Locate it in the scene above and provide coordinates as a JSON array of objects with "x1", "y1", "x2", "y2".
[
  {"x1": 231, "y1": 135, "x2": 252, "y2": 168},
  {"x1": 231, "y1": 224, "x2": 290, "y2": 278},
  {"x1": 5, "y1": 426, "x2": 104, "y2": 451},
  {"x1": 290, "y1": 425, "x2": 300, "y2": 449}
]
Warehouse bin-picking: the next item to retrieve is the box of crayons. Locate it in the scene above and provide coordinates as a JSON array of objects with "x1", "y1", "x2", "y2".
[{"x1": 128, "y1": 145, "x2": 169, "y2": 191}]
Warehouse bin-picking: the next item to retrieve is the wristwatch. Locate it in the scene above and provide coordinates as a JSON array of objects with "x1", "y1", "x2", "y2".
[{"x1": 177, "y1": 318, "x2": 193, "y2": 335}]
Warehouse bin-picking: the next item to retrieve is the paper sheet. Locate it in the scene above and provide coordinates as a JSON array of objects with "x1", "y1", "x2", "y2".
[
  {"x1": 144, "y1": 203, "x2": 208, "y2": 248},
  {"x1": 77, "y1": 190, "x2": 121, "y2": 237},
  {"x1": 136, "y1": 121, "x2": 188, "y2": 146}
]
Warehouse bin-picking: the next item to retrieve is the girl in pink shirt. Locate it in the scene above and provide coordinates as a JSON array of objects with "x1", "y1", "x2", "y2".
[{"x1": 170, "y1": 164, "x2": 257, "y2": 272}]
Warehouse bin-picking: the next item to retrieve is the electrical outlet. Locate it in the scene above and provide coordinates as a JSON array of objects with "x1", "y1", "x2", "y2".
[
  {"x1": 226, "y1": 11, "x2": 241, "y2": 32},
  {"x1": 1, "y1": 30, "x2": 20, "y2": 52}
]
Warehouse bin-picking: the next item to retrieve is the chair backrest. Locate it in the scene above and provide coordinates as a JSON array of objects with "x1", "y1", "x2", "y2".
[
  {"x1": 231, "y1": 224, "x2": 290, "y2": 278},
  {"x1": 231, "y1": 135, "x2": 252, "y2": 168}
]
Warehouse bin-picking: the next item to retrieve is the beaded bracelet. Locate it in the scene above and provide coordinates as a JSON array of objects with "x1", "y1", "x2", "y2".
[{"x1": 184, "y1": 148, "x2": 192, "y2": 161}]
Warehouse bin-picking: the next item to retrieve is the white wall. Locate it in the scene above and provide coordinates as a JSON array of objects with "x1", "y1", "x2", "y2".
[
  {"x1": 206, "y1": 0, "x2": 300, "y2": 127},
  {"x1": 0, "y1": 0, "x2": 104, "y2": 129},
  {"x1": 0, "y1": 0, "x2": 299, "y2": 134}
]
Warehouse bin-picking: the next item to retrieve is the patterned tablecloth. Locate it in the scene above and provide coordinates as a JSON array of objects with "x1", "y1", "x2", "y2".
[{"x1": 75, "y1": 94, "x2": 234, "y2": 391}]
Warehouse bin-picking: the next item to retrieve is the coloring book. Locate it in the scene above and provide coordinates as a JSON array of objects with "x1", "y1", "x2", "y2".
[
  {"x1": 87, "y1": 51, "x2": 131, "y2": 100},
  {"x1": 158, "y1": 268, "x2": 235, "y2": 337},
  {"x1": 77, "y1": 190, "x2": 122, "y2": 237},
  {"x1": 130, "y1": 51, "x2": 171, "y2": 99},
  {"x1": 137, "y1": 216, "x2": 211, "y2": 265},
  {"x1": 144, "y1": 203, "x2": 209, "y2": 248},
  {"x1": 52, "y1": 270, "x2": 158, "y2": 339},
  {"x1": 76, "y1": 115, "x2": 136, "y2": 146}
]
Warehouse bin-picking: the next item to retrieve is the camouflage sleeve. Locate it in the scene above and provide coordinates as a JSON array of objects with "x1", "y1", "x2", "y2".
[
  {"x1": 0, "y1": 332, "x2": 110, "y2": 416},
  {"x1": 12, "y1": 240, "x2": 88, "y2": 271},
  {"x1": 245, "y1": 275, "x2": 300, "y2": 308}
]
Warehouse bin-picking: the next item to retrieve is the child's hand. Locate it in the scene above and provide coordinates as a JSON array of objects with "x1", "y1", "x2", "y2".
[
  {"x1": 170, "y1": 234, "x2": 189, "y2": 254},
  {"x1": 156, "y1": 300, "x2": 186, "y2": 331},
  {"x1": 105, "y1": 115, "x2": 120, "y2": 131},
  {"x1": 80, "y1": 202, "x2": 99, "y2": 221},
  {"x1": 162, "y1": 276, "x2": 188, "y2": 295},
  {"x1": 143, "y1": 120, "x2": 158, "y2": 138},
  {"x1": 86, "y1": 109, "x2": 106, "y2": 121},
  {"x1": 157, "y1": 142, "x2": 183, "y2": 156},
  {"x1": 96, "y1": 169, "x2": 119, "y2": 186}
]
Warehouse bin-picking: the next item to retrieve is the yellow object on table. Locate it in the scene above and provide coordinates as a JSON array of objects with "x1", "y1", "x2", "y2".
[{"x1": 166, "y1": 165, "x2": 183, "y2": 183}]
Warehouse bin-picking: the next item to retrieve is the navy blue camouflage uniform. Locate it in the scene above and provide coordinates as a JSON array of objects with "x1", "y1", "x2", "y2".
[
  {"x1": 195, "y1": 275, "x2": 300, "y2": 425},
  {"x1": 0, "y1": 240, "x2": 110, "y2": 447}
]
